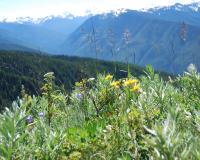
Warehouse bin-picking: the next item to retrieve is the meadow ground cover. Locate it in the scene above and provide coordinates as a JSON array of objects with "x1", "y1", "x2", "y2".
[{"x1": 0, "y1": 65, "x2": 199, "y2": 159}]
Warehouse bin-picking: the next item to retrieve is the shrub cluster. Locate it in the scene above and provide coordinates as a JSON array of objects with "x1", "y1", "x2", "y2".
[{"x1": 0, "y1": 66, "x2": 199, "y2": 159}]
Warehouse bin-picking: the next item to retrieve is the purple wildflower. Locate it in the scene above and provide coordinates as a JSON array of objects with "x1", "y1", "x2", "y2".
[
  {"x1": 27, "y1": 115, "x2": 33, "y2": 124},
  {"x1": 39, "y1": 112, "x2": 45, "y2": 118},
  {"x1": 76, "y1": 93, "x2": 83, "y2": 99}
]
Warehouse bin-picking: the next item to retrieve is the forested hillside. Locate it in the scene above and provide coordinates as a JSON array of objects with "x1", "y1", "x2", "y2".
[{"x1": 0, "y1": 50, "x2": 148, "y2": 110}]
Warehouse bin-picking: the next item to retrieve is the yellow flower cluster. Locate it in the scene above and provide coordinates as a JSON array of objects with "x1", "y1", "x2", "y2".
[
  {"x1": 105, "y1": 74, "x2": 113, "y2": 81},
  {"x1": 75, "y1": 81, "x2": 83, "y2": 87},
  {"x1": 111, "y1": 81, "x2": 120, "y2": 89},
  {"x1": 130, "y1": 84, "x2": 140, "y2": 92},
  {"x1": 124, "y1": 79, "x2": 140, "y2": 93},
  {"x1": 105, "y1": 75, "x2": 141, "y2": 92},
  {"x1": 123, "y1": 79, "x2": 138, "y2": 87}
]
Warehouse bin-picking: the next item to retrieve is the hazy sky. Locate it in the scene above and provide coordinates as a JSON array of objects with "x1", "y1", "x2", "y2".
[{"x1": 0, "y1": 0, "x2": 199, "y2": 20}]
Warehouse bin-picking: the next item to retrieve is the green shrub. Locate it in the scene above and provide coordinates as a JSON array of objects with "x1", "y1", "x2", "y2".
[{"x1": 0, "y1": 67, "x2": 199, "y2": 159}]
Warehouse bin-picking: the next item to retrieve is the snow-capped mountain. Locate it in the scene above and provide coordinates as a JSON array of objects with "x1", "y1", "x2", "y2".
[
  {"x1": 137, "y1": 2, "x2": 200, "y2": 27},
  {"x1": 91, "y1": 2, "x2": 200, "y2": 26},
  {"x1": 1, "y1": 1, "x2": 200, "y2": 24},
  {"x1": 2, "y1": 13, "x2": 87, "y2": 24},
  {"x1": 147, "y1": 2, "x2": 200, "y2": 13},
  {"x1": 0, "y1": 13, "x2": 89, "y2": 54}
]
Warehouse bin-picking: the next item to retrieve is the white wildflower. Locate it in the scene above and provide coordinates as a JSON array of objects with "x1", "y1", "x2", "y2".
[{"x1": 187, "y1": 63, "x2": 197, "y2": 73}]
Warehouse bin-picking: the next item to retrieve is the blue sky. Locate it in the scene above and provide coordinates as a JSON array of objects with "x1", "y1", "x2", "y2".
[{"x1": 0, "y1": 0, "x2": 199, "y2": 20}]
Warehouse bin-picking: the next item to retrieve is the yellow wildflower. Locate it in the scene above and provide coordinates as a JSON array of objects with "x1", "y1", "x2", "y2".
[
  {"x1": 130, "y1": 84, "x2": 140, "y2": 92},
  {"x1": 124, "y1": 79, "x2": 139, "y2": 87},
  {"x1": 105, "y1": 74, "x2": 113, "y2": 81},
  {"x1": 75, "y1": 82, "x2": 82, "y2": 87},
  {"x1": 111, "y1": 81, "x2": 120, "y2": 89}
]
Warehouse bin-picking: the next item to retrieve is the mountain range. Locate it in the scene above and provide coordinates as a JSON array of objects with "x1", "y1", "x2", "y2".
[
  {"x1": 61, "y1": 2, "x2": 200, "y2": 73},
  {"x1": 0, "y1": 14, "x2": 88, "y2": 53},
  {"x1": 0, "y1": 2, "x2": 200, "y2": 73}
]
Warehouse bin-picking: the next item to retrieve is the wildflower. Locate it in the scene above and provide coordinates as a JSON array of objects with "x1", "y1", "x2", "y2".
[
  {"x1": 105, "y1": 74, "x2": 113, "y2": 80},
  {"x1": 39, "y1": 112, "x2": 45, "y2": 118},
  {"x1": 111, "y1": 81, "x2": 120, "y2": 89},
  {"x1": 75, "y1": 79, "x2": 87, "y2": 88},
  {"x1": 130, "y1": 84, "x2": 140, "y2": 93},
  {"x1": 75, "y1": 82, "x2": 82, "y2": 87},
  {"x1": 124, "y1": 79, "x2": 138, "y2": 87},
  {"x1": 27, "y1": 115, "x2": 33, "y2": 124},
  {"x1": 76, "y1": 93, "x2": 83, "y2": 99},
  {"x1": 187, "y1": 63, "x2": 197, "y2": 73}
]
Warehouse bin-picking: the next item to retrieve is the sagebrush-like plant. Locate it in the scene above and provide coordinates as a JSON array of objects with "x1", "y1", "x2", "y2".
[{"x1": 0, "y1": 67, "x2": 199, "y2": 159}]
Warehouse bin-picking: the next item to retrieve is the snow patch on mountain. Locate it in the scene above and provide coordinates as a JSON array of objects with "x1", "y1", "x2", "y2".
[
  {"x1": 1, "y1": 1, "x2": 200, "y2": 24},
  {"x1": 1, "y1": 12, "x2": 85, "y2": 24},
  {"x1": 112, "y1": 8, "x2": 128, "y2": 17}
]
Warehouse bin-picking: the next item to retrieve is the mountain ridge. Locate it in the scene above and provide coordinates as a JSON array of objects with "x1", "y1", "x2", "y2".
[
  {"x1": 1, "y1": 2, "x2": 200, "y2": 24},
  {"x1": 61, "y1": 6, "x2": 200, "y2": 74}
]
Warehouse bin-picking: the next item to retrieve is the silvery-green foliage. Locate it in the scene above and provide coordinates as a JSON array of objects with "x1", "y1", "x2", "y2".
[{"x1": 0, "y1": 69, "x2": 199, "y2": 159}]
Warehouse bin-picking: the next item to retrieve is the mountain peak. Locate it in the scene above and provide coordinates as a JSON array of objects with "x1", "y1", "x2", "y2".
[
  {"x1": 1, "y1": 1, "x2": 200, "y2": 24},
  {"x1": 147, "y1": 1, "x2": 200, "y2": 13},
  {"x1": 1, "y1": 12, "x2": 85, "y2": 24}
]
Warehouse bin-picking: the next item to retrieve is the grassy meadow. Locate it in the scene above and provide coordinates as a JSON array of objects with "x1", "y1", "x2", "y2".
[{"x1": 0, "y1": 65, "x2": 199, "y2": 159}]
